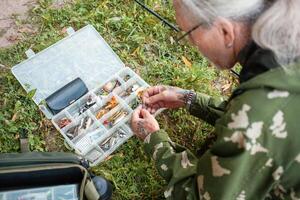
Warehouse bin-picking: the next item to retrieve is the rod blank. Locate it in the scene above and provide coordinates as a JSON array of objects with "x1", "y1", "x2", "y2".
[{"x1": 134, "y1": 0, "x2": 180, "y2": 32}]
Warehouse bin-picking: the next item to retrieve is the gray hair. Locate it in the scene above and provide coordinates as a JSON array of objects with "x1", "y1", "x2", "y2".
[{"x1": 179, "y1": 0, "x2": 300, "y2": 67}]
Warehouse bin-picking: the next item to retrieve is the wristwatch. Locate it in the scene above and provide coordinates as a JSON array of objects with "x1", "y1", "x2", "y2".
[{"x1": 185, "y1": 90, "x2": 196, "y2": 111}]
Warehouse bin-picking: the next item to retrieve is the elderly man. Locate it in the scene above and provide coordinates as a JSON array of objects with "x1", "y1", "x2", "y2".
[{"x1": 131, "y1": 0, "x2": 300, "y2": 199}]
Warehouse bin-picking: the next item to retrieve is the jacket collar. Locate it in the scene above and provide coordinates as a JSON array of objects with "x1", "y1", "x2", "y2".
[
  {"x1": 231, "y1": 42, "x2": 300, "y2": 99},
  {"x1": 238, "y1": 42, "x2": 281, "y2": 83}
]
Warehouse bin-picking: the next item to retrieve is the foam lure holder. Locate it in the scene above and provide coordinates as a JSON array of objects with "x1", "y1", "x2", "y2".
[{"x1": 52, "y1": 67, "x2": 149, "y2": 166}]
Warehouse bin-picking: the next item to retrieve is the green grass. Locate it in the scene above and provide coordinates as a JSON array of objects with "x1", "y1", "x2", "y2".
[{"x1": 0, "y1": 0, "x2": 233, "y2": 199}]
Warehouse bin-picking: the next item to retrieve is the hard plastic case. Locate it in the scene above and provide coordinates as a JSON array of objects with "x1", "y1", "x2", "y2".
[{"x1": 11, "y1": 25, "x2": 149, "y2": 166}]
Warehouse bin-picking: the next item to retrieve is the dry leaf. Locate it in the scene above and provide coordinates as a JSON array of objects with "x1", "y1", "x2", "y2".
[
  {"x1": 39, "y1": 120, "x2": 44, "y2": 129},
  {"x1": 170, "y1": 36, "x2": 175, "y2": 45},
  {"x1": 145, "y1": 17, "x2": 157, "y2": 25},
  {"x1": 0, "y1": 64, "x2": 10, "y2": 70},
  {"x1": 110, "y1": 17, "x2": 122, "y2": 22},
  {"x1": 153, "y1": 3, "x2": 161, "y2": 11},
  {"x1": 7, "y1": 34, "x2": 19, "y2": 42},
  {"x1": 131, "y1": 47, "x2": 140, "y2": 56},
  {"x1": 11, "y1": 113, "x2": 18, "y2": 122},
  {"x1": 105, "y1": 155, "x2": 114, "y2": 161},
  {"x1": 18, "y1": 27, "x2": 34, "y2": 34},
  {"x1": 182, "y1": 56, "x2": 192, "y2": 68}
]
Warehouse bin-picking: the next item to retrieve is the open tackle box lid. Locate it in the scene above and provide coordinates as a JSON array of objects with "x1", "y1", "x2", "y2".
[{"x1": 12, "y1": 25, "x2": 125, "y2": 119}]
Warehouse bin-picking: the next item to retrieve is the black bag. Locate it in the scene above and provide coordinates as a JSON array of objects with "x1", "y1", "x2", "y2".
[{"x1": 0, "y1": 152, "x2": 111, "y2": 200}]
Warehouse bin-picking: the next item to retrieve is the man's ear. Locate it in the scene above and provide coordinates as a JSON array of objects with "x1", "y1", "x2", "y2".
[{"x1": 215, "y1": 17, "x2": 235, "y2": 48}]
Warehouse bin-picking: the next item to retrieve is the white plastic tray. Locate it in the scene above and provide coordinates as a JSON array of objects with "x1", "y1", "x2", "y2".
[{"x1": 52, "y1": 67, "x2": 149, "y2": 166}]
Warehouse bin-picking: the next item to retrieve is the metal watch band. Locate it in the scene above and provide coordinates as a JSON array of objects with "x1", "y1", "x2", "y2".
[{"x1": 185, "y1": 90, "x2": 196, "y2": 111}]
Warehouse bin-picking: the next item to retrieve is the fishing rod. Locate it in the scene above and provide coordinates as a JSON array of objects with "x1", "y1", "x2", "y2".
[
  {"x1": 134, "y1": 0, "x2": 180, "y2": 32},
  {"x1": 134, "y1": 0, "x2": 240, "y2": 78}
]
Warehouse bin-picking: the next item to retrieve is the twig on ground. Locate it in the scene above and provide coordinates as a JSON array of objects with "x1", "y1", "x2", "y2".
[{"x1": 0, "y1": 64, "x2": 10, "y2": 70}]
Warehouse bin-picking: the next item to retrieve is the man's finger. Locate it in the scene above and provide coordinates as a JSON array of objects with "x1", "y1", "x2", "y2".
[
  {"x1": 142, "y1": 95, "x2": 147, "y2": 105},
  {"x1": 141, "y1": 108, "x2": 153, "y2": 119},
  {"x1": 153, "y1": 104, "x2": 160, "y2": 111},
  {"x1": 146, "y1": 107, "x2": 152, "y2": 113},
  {"x1": 146, "y1": 86, "x2": 157, "y2": 97},
  {"x1": 150, "y1": 107, "x2": 156, "y2": 114},
  {"x1": 145, "y1": 93, "x2": 165, "y2": 105},
  {"x1": 142, "y1": 87, "x2": 154, "y2": 104},
  {"x1": 147, "y1": 86, "x2": 164, "y2": 96},
  {"x1": 143, "y1": 86, "x2": 166, "y2": 104},
  {"x1": 158, "y1": 101, "x2": 164, "y2": 108},
  {"x1": 142, "y1": 89, "x2": 149, "y2": 100},
  {"x1": 132, "y1": 105, "x2": 143, "y2": 121}
]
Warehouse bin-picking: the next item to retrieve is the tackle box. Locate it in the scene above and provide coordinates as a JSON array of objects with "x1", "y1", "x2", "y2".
[{"x1": 11, "y1": 25, "x2": 149, "y2": 166}]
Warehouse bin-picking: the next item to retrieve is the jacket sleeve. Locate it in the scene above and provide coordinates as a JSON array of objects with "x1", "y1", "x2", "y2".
[
  {"x1": 144, "y1": 101, "x2": 278, "y2": 200},
  {"x1": 188, "y1": 93, "x2": 228, "y2": 126},
  {"x1": 144, "y1": 130, "x2": 199, "y2": 200}
]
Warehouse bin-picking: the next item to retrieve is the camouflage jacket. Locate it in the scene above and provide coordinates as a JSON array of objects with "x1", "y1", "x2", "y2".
[{"x1": 144, "y1": 63, "x2": 300, "y2": 198}]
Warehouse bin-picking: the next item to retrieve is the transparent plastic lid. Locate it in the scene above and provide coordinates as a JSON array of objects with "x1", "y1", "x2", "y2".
[{"x1": 12, "y1": 25, "x2": 125, "y2": 108}]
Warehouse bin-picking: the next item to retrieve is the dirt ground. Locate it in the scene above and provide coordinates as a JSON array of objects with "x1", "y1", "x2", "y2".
[
  {"x1": 0, "y1": 0, "x2": 71, "y2": 48},
  {"x1": 0, "y1": 0, "x2": 37, "y2": 48},
  {"x1": 0, "y1": 0, "x2": 72, "y2": 151}
]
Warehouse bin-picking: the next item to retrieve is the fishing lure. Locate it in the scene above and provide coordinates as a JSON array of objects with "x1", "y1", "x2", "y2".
[
  {"x1": 58, "y1": 117, "x2": 72, "y2": 129},
  {"x1": 66, "y1": 116, "x2": 94, "y2": 140},
  {"x1": 99, "y1": 127, "x2": 127, "y2": 151},
  {"x1": 96, "y1": 96, "x2": 119, "y2": 119},
  {"x1": 103, "y1": 110, "x2": 128, "y2": 128}
]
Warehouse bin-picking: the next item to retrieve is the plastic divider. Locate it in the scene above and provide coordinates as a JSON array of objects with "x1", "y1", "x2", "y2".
[
  {"x1": 92, "y1": 76, "x2": 125, "y2": 98},
  {"x1": 77, "y1": 125, "x2": 107, "y2": 155},
  {"x1": 60, "y1": 120, "x2": 74, "y2": 134},
  {"x1": 84, "y1": 148, "x2": 104, "y2": 164},
  {"x1": 98, "y1": 105, "x2": 131, "y2": 130},
  {"x1": 65, "y1": 111, "x2": 75, "y2": 121},
  {"x1": 116, "y1": 78, "x2": 147, "y2": 102},
  {"x1": 95, "y1": 104, "x2": 121, "y2": 124},
  {"x1": 67, "y1": 91, "x2": 100, "y2": 118},
  {"x1": 124, "y1": 76, "x2": 144, "y2": 89},
  {"x1": 64, "y1": 112, "x2": 94, "y2": 140},
  {"x1": 86, "y1": 109, "x2": 102, "y2": 128},
  {"x1": 52, "y1": 110, "x2": 73, "y2": 129},
  {"x1": 88, "y1": 98, "x2": 103, "y2": 115},
  {"x1": 92, "y1": 110, "x2": 132, "y2": 146},
  {"x1": 71, "y1": 110, "x2": 109, "y2": 154},
  {"x1": 114, "y1": 94, "x2": 133, "y2": 113},
  {"x1": 97, "y1": 124, "x2": 134, "y2": 159},
  {"x1": 120, "y1": 124, "x2": 134, "y2": 138},
  {"x1": 91, "y1": 93, "x2": 119, "y2": 120},
  {"x1": 117, "y1": 67, "x2": 136, "y2": 82}
]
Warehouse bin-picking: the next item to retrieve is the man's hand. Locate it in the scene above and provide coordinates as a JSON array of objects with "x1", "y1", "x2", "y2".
[
  {"x1": 131, "y1": 106, "x2": 160, "y2": 140},
  {"x1": 143, "y1": 86, "x2": 189, "y2": 114}
]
